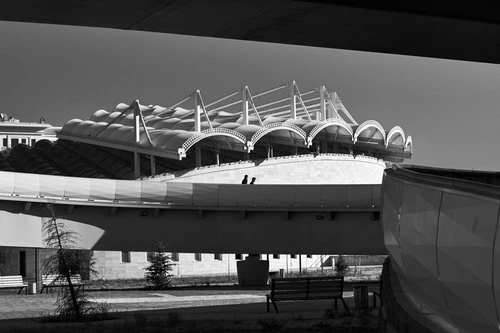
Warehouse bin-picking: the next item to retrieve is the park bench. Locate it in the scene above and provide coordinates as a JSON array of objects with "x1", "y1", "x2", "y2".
[
  {"x1": 0, "y1": 275, "x2": 28, "y2": 294},
  {"x1": 266, "y1": 276, "x2": 349, "y2": 313},
  {"x1": 40, "y1": 274, "x2": 85, "y2": 294}
]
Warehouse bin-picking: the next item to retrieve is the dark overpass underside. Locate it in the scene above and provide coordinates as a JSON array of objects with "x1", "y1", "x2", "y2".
[{"x1": 1, "y1": 1, "x2": 500, "y2": 64}]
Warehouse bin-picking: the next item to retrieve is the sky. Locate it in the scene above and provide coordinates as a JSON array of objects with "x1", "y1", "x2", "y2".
[{"x1": 1, "y1": 21, "x2": 499, "y2": 171}]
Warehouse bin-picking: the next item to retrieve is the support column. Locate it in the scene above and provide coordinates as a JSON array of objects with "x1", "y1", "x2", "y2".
[
  {"x1": 319, "y1": 85, "x2": 327, "y2": 120},
  {"x1": 290, "y1": 80, "x2": 297, "y2": 119},
  {"x1": 293, "y1": 146, "x2": 298, "y2": 156},
  {"x1": 134, "y1": 101, "x2": 141, "y2": 179},
  {"x1": 194, "y1": 90, "x2": 202, "y2": 133},
  {"x1": 195, "y1": 145, "x2": 202, "y2": 167},
  {"x1": 215, "y1": 149, "x2": 220, "y2": 165},
  {"x1": 242, "y1": 87, "x2": 249, "y2": 125},
  {"x1": 244, "y1": 152, "x2": 249, "y2": 160}
]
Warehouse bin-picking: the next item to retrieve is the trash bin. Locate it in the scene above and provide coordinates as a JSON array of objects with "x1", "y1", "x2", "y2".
[
  {"x1": 28, "y1": 282, "x2": 37, "y2": 294},
  {"x1": 353, "y1": 285, "x2": 369, "y2": 309}
]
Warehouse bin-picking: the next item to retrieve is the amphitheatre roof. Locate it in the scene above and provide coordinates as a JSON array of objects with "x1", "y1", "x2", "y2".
[{"x1": 57, "y1": 81, "x2": 412, "y2": 161}]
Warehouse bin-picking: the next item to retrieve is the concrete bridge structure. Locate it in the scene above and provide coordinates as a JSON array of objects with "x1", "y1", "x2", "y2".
[{"x1": 0, "y1": 154, "x2": 385, "y2": 255}]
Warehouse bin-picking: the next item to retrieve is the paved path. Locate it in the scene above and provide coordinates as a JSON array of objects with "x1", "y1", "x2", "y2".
[{"x1": 0, "y1": 289, "x2": 356, "y2": 320}]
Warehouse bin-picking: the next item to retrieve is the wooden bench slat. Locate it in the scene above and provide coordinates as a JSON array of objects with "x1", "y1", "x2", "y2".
[
  {"x1": 267, "y1": 276, "x2": 349, "y2": 314},
  {"x1": 0, "y1": 275, "x2": 28, "y2": 294}
]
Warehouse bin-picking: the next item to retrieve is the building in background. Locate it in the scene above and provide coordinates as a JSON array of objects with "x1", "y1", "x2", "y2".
[{"x1": 0, "y1": 114, "x2": 59, "y2": 151}]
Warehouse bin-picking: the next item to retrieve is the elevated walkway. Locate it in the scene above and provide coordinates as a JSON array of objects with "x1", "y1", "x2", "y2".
[{"x1": 0, "y1": 153, "x2": 385, "y2": 254}]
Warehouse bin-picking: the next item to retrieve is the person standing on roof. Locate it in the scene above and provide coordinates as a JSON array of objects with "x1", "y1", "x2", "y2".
[
  {"x1": 250, "y1": 177, "x2": 256, "y2": 184},
  {"x1": 242, "y1": 175, "x2": 248, "y2": 184}
]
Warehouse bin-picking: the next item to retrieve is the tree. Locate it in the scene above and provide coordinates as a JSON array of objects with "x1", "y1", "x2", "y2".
[
  {"x1": 42, "y1": 204, "x2": 95, "y2": 320},
  {"x1": 334, "y1": 255, "x2": 349, "y2": 276},
  {"x1": 0, "y1": 248, "x2": 13, "y2": 275},
  {"x1": 144, "y1": 241, "x2": 173, "y2": 289}
]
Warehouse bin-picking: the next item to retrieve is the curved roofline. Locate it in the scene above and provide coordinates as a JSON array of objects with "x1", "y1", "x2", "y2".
[
  {"x1": 385, "y1": 126, "x2": 406, "y2": 147},
  {"x1": 308, "y1": 118, "x2": 354, "y2": 143},
  {"x1": 250, "y1": 122, "x2": 307, "y2": 147},
  {"x1": 354, "y1": 120, "x2": 386, "y2": 143},
  {"x1": 182, "y1": 128, "x2": 247, "y2": 152},
  {"x1": 405, "y1": 135, "x2": 413, "y2": 153}
]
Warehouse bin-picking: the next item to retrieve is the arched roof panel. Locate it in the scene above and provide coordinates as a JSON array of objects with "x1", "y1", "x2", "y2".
[
  {"x1": 60, "y1": 119, "x2": 83, "y2": 134},
  {"x1": 354, "y1": 120, "x2": 386, "y2": 143},
  {"x1": 182, "y1": 128, "x2": 247, "y2": 152},
  {"x1": 250, "y1": 122, "x2": 307, "y2": 146},
  {"x1": 171, "y1": 119, "x2": 195, "y2": 131},
  {"x1": 308, "y1": 119, "x2": 354, "y2": 142},
  {"x1": 386, "y1": 126, "x2": 406, "y2": 147},
  {"x1": 405, "y1": 135, "x2": 413, "y2": 153},
  {"x1": 90, "y1": 110, "x2": 110, "y2": 122}
]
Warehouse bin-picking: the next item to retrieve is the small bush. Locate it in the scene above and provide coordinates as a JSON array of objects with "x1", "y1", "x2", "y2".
[{"x1": 335, "y1": 255, "x2": 349, "y2": 276}]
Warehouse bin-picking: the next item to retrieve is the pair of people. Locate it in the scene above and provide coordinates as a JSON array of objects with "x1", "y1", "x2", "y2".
[{"x1": 241, "y1": 175, "x2": 256, "y2": 184}]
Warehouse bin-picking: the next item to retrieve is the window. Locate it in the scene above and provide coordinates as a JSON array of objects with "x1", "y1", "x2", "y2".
[
  {"x1": 273, "y1": 254, "x2": 280, "y2": 259},
  {"x1": 11, "y1": 138, "x2": 18, "y2": 146},
  {"x1": 235, "y1": 254, "x2": 242, "y2": 260},
  {"x1": 21, "y1": 139, "x2": 26, "y2": 144},
  {"x1": 31, "y1": 139, "x2": 36, "y2": 146},
  {"x1": 214, "y1": 253, "x2": 222, "y2": 261},
  {"x1": 290, "y1": 254, "x2": 297, "y2": 259},
  {"x1": 121, "y1": 251, "x2": 131, "y2": 263},
  {"x1": 2, "y1": 138, "x2": 7, "y2": 147},
  {"x1": 171, "y1": 252, "x2": 179, "y2": 262},
  {"x1": 194, "y1": 253, "x2": 202, "y2": 261},
  {"x1": 146, "y1": 252, "x2": 154, "y2": 262},
  {"x1": 307, "y1": 254, "x2": 312, "y2": 258}
]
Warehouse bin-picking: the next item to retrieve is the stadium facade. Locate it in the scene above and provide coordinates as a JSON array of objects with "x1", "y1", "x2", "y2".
[{"x1": 0, "y1": 81, "x2": 411, "y2": 280}]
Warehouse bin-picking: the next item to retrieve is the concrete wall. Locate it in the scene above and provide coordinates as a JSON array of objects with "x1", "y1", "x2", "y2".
[
  {"x1": 152, "y1": 154, "x2": 386, "y2": 185},
  {"x1": 92, "y1": 251, "x2": 328, "y2": 279}
]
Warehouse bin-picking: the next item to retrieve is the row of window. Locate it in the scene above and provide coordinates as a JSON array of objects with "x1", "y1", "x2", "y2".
[
  {"x1": 1, "y1": 138, "x2": 37, "y2": 147},
  {"x1": 121, "y1": 251, "x2": 312, "y2": 263}
]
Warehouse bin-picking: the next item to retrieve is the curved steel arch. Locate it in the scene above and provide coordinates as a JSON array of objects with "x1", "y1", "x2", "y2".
[
  {"x1": 308, "y1": 118, "x2": 354, "y2": 143},
  {"x1": 354, "y1": 120, "x2": 386, "y2": 144},
  {"x1": 405, "y1": 135, "x2": 413, "y2": 154},
  {"x1": 250, "y1": 122, "x2": 307, "y2": 147},
  {"x1": 182, "y1": 128, "x2": 247, "y2": 153},
  {"x1": 385, "y1": 125, "x2": 406, "y2": 147}
]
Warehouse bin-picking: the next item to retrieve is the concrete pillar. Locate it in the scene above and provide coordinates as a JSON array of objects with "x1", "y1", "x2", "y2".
[
  {"x1": 290, "y1": 81, "x2": 296, "y2": 119},
  {"x1": 194, "y1": 90, "x2": 202, "y2": 133},
  {"x1": 319, "y1": 85, "x2": 327, "y2": 120}
]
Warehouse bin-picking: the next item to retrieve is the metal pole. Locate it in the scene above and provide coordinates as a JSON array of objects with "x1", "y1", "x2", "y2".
[
  {"x1": 290, "y1": 80, "x2": 296, "y2": 119},
  {"x1": 194, "y1": 91, "x2": 201, "y2": 133}
]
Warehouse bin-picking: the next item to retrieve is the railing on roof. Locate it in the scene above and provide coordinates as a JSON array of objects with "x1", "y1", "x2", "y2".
[
  {"x1": 250, "y1": 122, "x2": 307, "y2": 146},
  {"x1": 181, "y1": 128, "x2": 248, "y2": 153}
]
